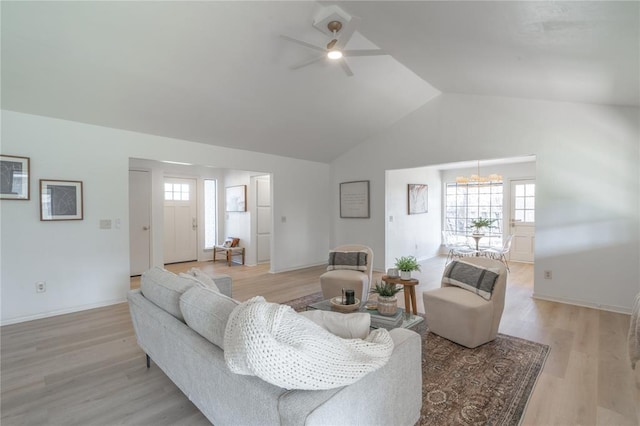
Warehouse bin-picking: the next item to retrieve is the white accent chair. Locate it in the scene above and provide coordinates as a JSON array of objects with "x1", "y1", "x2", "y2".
[
  {"x1": 320, "y1": 244, "x2": 373, "y2": 305},
  {"x1": 442, "y1": 231, "x2": 477, "y2": 264},
  {"x1": 422, "y1": 257, "x2": 507, "y2": 348},
  {"x1": 481, "y1": 234, "x2": 513, "y2": 271}
]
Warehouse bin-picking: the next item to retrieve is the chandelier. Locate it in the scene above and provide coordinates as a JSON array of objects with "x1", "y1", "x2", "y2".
[{"x1": 455, "y1": 160, "x2": 502, "y2": 184}]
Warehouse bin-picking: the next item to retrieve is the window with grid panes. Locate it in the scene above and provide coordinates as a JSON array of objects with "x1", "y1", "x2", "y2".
[
  {"x1": 164, "y1": 183, "x2": 190, "y2": 201},
  {"x1": 445, "y1": 182, "x2": 503, "y2": 248}
]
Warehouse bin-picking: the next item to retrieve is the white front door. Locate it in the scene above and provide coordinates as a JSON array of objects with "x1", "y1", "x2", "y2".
[
  {"x1": 255, "y1": 176, "x2": 271, "y2": 264},
  {"x1": 509, "y1": 179, "x2": 535, "y2": 263},
  {"x1": 163, "y1": 177, "x2": 197, "y2": 264},
  {"x1": 129, "y1": 170, "x2": 151, "y2": 276}
]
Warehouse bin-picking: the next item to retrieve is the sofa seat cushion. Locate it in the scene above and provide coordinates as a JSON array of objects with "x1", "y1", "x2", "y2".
[
  {"x1": 141, "y1": 267, "x2": 196, "y2": 321},
  {"x1": 180, "y1": 286, "x2": 239, "y2": 349},
  {"x1": 224, "y1": 296, "x2": 394, "y2": 390},
  {"x1": 298, "y1": 310, "x2": 371, "y2": 339}
]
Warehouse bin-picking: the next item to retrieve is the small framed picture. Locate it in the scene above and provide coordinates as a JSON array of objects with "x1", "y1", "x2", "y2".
[
  {"x1": 226, "y1": 185, "x2": 247, "y2": 212},
  {"x1": 408, "y1": 184, "x2": 428, "y2": 215},
  {"x1": 340, "y1": 180, "x2": 370, "y2": 218},
  {"x1": 0, "y1": 154, "x2": 30, "y2": 200},
  {"x1": 40, "y1": 179, "x2": 83, "y2": 221}
]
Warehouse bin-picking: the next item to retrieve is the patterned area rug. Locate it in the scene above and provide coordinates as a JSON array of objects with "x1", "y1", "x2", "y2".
[{"x1": 283, "y1": 292, "x2": 549, "y2": 426}]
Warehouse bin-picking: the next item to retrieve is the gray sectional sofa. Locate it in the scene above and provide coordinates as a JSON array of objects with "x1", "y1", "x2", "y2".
[{"x1": 127, "y1": 267, "x2": 422, "y2": 426}]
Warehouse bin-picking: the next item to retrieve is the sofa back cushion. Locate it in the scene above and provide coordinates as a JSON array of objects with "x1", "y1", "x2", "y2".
[
  {"x1": 141, "y1": 267, "x2": 195, "y2": 321},
  {"x1": 180, "y1": 286, "x2": 239, "y2": 349}
]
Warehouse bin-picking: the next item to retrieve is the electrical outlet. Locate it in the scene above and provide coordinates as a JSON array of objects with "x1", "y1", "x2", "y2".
[
  {"x1": 36, "y1": 281, "x2": 46, "y2": 293},
  {"x1": 544, "y1": 271, "x2": 552, "y2": 280}
]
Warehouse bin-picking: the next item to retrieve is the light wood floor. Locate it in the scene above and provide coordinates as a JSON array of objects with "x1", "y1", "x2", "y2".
[{"x1": 2, "y1": 257, "x2": 638, "y2": 425}]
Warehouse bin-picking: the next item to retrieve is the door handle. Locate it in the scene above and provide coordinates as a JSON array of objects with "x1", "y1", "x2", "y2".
[
  {"x1": 142, "y1": 226, "x2": 150, "y2": 231},
  {"x1": 192, "y1": 218, "x2": 197, "y2": 230}
]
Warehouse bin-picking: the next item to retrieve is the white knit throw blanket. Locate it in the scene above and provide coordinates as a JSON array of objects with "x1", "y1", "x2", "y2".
[
  {"x1": 224, "y1": 296, "x2": 394, "y2": 390},
  {"x1": 629, "y1": 292, "x2": 640, "y2": 369}
]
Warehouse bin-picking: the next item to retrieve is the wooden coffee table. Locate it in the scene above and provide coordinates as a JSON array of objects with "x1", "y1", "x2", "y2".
[{"x1": 381, "y1": 275, "x2": 419, "y2": 316}]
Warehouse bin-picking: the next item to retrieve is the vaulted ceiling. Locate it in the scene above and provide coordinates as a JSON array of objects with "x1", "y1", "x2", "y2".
[{"x1": 2, "y1": 1, "x2": 638, "y2": 163}]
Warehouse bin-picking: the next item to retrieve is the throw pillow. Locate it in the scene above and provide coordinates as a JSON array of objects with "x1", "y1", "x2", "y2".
[
  {"x1": 140, "y1": 267, "x2": 196, "y2": 321},
  {"x1": 180, "y1": 286, "x2": 239, "y2": 349},
  {"x1": 442, "y1": 260, "x2": 500, "y2": 300},
  {"x1": 181, "y1": 268, "x2": 220, "y2": 292},
  {"x1": 299, "y1": 310, "x2": 371, "y2": 339},
  {"x1": 326, "y1": 250, "x2": 368, "y2": 272}
]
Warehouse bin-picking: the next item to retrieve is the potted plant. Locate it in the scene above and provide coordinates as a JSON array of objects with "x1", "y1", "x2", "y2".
[
  {"x1": 394, "y1": 256, "x2": 421, "y2": 280},
  {"x1": 370, "y1": 282, "x2": 402, "y2": 316},
  {"x1": 469, "y1": 218, "x2": 496, "y2": 235}
]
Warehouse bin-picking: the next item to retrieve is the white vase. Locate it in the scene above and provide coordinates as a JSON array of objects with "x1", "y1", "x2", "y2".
[{"x1": 400, "y1": 270, "x2": 412, "y2": 280}]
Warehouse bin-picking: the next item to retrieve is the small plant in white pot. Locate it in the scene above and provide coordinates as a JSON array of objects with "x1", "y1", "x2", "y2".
[
  {"x1": 394, "y1": 256, "x2": 421, "y2": 280},
  {"x1": 370, "y1": 282, "x2": 402, "y2": 316}
]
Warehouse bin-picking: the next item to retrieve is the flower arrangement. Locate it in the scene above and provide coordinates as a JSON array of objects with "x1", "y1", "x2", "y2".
[{"x1": 394, "y1": 255, "x2": 421, "y2": 272}]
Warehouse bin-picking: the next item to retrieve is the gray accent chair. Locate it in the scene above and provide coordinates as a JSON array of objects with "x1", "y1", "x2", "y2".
[
  {"x1": 422, "y1": 257, "x2": 507, "y2": 348},
  {"x1": 320, "y1": 244, "x2": 373, "y2": 305}
]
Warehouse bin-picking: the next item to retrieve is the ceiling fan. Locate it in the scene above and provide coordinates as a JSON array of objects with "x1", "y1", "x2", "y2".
[{"x1": 281, "y1": 17, "x2": 387, "y2": 77}]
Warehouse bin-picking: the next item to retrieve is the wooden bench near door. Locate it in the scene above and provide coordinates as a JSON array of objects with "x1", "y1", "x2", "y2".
[{"x1": 213, "y1": 237, "x2": 245, "y2": 266}]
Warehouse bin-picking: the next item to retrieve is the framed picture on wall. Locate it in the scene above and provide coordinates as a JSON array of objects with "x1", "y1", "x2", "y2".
[
  {"x1": 226, "y1": 185, "x2": 247, "y2": 212},
  {"x1": 408, "y1": 183, "x2": 428, "y2": 214},
  {"x1": 0, "y1": 154, "x2": 30, "y2": 200},
  {"x1": 340, "y1": 180, "x2": 370, "y2": 218},
  {"x1": 40, "y1": 179, "x2": 83, "y2": 221}
]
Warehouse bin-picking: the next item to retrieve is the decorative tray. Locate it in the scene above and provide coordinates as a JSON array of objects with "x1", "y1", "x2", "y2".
[{"x1": 330, "y1": 296, "x2": 360, "y2": 312}]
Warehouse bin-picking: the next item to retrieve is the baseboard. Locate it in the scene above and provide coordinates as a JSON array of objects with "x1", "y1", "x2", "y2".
[
  {"x1": 1, "y1": 298, "x2": 127, "y2": 326},
  {"x1": 532, "y1": 292, "x2": 631, "y2": 315}
]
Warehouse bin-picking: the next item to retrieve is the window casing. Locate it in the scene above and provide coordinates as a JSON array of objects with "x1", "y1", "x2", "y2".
[
  {"x1": 445, "y1": 182, "x2": 503, "y2": 247},
  {"x1": 204, "y1": 179, "x2": 217, "y2": 249}
]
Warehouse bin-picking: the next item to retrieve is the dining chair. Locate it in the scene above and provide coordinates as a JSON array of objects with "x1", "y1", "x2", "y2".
[
  {"x1": 481, "y1": 234, "x2": 513, "y2": 271},
  {"x1": 442, "y1": 231, "x2": 477, "y2": 264}
]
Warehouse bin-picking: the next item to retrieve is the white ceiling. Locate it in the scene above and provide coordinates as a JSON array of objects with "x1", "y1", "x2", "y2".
[{"x1": 2, "y1": 1, "x2": 638, "y2": 163}]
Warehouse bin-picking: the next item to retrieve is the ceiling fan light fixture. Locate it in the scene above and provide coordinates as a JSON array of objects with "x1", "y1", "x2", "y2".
[{"x1": 327, "y1": 49, "x2": 343, "y2": 59}]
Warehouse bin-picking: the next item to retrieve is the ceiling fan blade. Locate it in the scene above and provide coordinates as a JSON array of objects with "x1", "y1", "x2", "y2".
[
  {"x1": 339, "y1": 59, "x2": 354, "y2": 77},
  {"x1": 334, "y1": 16, "x2": 360, "y2": 49},
  {"x1": 342, "y1": 49, "x2": 388, "y2": 57},
  {"x1": 290, "y1": 55, "x2": 325, "y2": 70},
  {"x1": 280, "y1": 35, "x2": 326, "y2": 53}
]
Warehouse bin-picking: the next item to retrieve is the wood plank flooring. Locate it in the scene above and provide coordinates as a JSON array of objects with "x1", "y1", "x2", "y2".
[{"x1": 2, "y1": 257, "x2": 638, "y2": 425}]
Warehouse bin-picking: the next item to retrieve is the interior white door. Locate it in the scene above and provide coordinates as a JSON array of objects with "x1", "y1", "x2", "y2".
[
  {"x1": 509, "y1": 179, "x2": 535, "y2": 263},
  {"x1": 163, "y1": 177, "x2": 197, "y2": 264},
  {"x1": 129, "y1": 170, "x2": 151, "y2": 276},
  {"x1": 256, "y1": 176, "x2": 271, "y2": 263}
]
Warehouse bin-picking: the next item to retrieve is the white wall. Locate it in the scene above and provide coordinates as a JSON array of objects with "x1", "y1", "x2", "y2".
[
  {"x1": 385, "y1": 166, "x2": 442, "y2": 269},
  {"x1": 222, "y1": 170, "x2": 253, "y2": 264},
  {"x1": 0, "y1": 111, "x2": 331, "y2": 324},
  {"x1": 332, "y1": 94, "x2": 640, "y2": 313}
]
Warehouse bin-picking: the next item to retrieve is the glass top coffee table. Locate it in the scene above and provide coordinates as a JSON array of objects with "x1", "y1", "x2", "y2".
[{"x1": 307, "y1": 299, "x2": 423, "y2": 330}]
